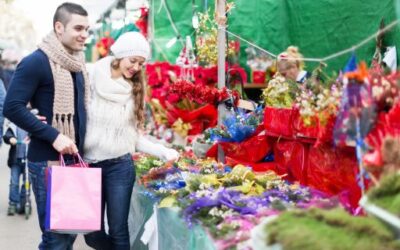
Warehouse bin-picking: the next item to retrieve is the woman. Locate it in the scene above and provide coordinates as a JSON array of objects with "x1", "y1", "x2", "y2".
[
  {"x1": 277, "y1": 46, "x2": 310, "y2": 84},
  {"x1": 83, "y1": 32, "x2": 179, "y2": 250}
]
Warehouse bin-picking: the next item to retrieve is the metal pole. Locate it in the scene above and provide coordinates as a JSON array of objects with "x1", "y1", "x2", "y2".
[{"x1": 217, "y1": 0, "x2": 226, "y2": 163}]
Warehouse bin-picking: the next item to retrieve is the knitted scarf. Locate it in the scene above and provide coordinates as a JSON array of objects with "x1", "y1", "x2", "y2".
[{"x1": 38, "y1": 32, "x2": 89, "y2": 142}]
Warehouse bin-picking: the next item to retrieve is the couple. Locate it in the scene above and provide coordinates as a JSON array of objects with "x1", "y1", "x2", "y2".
[{"x1": 3, "y1": 2, "x2": 178, "y2": 250}]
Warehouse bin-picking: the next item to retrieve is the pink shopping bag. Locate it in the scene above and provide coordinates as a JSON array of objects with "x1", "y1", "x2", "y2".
[{"x1": 45, "y1": 154, "x2": 102, "y2": 234}]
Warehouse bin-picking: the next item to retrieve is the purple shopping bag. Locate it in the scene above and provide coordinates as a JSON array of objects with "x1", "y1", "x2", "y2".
[{"x1": 45, "y1": 154, "x2": 101, "y2": 234}]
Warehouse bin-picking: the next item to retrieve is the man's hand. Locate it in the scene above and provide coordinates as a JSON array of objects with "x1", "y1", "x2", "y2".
[
  {"x1": 36, "y1": 115, "x2": 47, "y2": 124},
  {"x1": 52, "y1": 134, "x2": 78, "y2": 155}
]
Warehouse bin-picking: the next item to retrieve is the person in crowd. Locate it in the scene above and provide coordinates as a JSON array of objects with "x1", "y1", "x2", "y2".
[
  {"x1": 3, "y1": 2, "x2": 90, "y2": 249},
  {"x1": 3, "y1": 121, "x2": 28, "y2": 216},
  {"x1": 83, "y1": 31, "x2": 179, "y2": 250},
  {"x1": 277, "y1": 46, "x2": 310, "y2": 83},
  {"x1": 1, "y1": 48, "x2": 21, "y2": 90},
  {"x1": 0, "y1": 78, "x2": 5, "y2": 141}
]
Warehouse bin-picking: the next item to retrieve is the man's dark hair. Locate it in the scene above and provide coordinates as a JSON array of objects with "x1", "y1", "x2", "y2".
[{"x1": 53, "y1": 2, "x2": 88, "y2": 29}]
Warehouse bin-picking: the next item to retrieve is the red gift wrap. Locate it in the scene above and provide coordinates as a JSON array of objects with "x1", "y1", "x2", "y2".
[
  {"x1": 225, "y1": 156, "x2": 277, "y2": 173},
  {"x1": 292, "y1": 109, "x2": 319, "y2": 139},
  {"x1": 252, "y1": 70, "x2": 266, "y2": 84},
  {"x1": 264, "y1": 107, "x2": 295, "y2": 138},
  {"x1": 206, "y1": 127, "x2": 272, "y2": 164},
  {"x1": 272, "y1": 139, "x2": 310, "y2": 184},
  {"x1": 306, "y1": 145, "x2": 362, "y2": 210},
  {"x1": 166, "y1": 103, "x2": 218, "y2": 135}
]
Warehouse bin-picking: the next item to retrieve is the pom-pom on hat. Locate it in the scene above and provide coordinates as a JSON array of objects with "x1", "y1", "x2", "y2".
[{"x1": 110, "y1": 32, "x2": 150, "y2": 60}]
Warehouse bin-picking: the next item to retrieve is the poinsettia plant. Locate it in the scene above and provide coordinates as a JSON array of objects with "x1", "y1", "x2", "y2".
[{"x1": 169, "y1": 79, "x2": 240, "y2": 107}]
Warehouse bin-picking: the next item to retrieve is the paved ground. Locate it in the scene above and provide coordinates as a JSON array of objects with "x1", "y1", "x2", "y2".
[{"x1": 0, "y1": 144, "x2": 90, "y2": 249}]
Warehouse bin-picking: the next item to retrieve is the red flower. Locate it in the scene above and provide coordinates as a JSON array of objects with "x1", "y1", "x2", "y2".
[
  {"x1": 169, "y1": 79, "x2": 239, "y2": 106},
  {"x1": 135, "y1": 7, "x2": 149, "y2": 37},
  {"x1": 96, "y1": 35, "x2": 114, "y2": 57},
  {"x1": 228, "y1": 64, "x2": 248, "y2": 83}
]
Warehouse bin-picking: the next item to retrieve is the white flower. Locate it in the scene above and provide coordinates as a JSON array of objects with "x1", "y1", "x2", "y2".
[
  {"x1": 209, "y1": 207, "x2": 221, "y2": 217},
  {"x1": 222, "y1": 209, "x2": 235, "y2": 218},
  {"x1": 372, "y1": 86, "x2": 383, "y2": 98}
]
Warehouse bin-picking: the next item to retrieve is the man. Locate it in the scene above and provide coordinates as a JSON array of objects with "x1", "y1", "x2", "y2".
[{"x1": 3, "y1": 2, "x2": 90, "y2": 249}]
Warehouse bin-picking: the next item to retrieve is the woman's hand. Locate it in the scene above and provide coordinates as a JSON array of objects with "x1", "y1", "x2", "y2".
[{"x1": 162, "y1": 148, "x2": 180, "y2": 161}]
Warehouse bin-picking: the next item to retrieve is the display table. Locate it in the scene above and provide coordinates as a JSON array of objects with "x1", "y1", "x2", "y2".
[{"x1": 129, "y1": 185, "x2": 216, "y2": 250}]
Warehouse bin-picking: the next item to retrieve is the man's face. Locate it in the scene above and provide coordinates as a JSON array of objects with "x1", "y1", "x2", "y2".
[{"x1": 55, "y1": 14, "x2": 89, "y2": 53}]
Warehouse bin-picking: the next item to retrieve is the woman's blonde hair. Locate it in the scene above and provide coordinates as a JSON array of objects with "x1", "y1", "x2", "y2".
[
  {"x1": 111, "y1": 59, "x2": 146, "y2": 130},
  {"x1": 277, "y1": 46, "x2": 305, "y2": 70}
]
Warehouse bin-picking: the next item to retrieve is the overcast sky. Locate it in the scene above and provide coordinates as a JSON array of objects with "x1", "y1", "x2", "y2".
[{"x1": 12, "y1": 0, "x2": 116, "y2": 42}]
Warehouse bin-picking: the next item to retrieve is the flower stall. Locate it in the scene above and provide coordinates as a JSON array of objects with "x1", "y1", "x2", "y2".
[{"x1": 125, "y1": 0, "x2": 400, "y2": 249}]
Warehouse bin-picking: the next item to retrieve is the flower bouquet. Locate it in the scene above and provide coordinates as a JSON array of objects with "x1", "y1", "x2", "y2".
[
  {"x1": 262, "y1": 76, "x2": 300, "y2": 138},
  {"x1": 205, "y1": 108, "x2": 272, "y2": 164},
  {"x1": 294, "y1": 77, "x2": 342, "y2": 142}
]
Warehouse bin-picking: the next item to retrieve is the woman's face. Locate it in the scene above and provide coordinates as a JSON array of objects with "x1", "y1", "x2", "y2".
[
  {"x1": 118, "y1": 56, "x2": 146, "y2": 79},
  {"x1": 278, "y1": 61, "x2": 299, "y2": 82}
]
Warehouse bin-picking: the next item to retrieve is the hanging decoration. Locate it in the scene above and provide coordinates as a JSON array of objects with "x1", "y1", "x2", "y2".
[
  {"x1": 195, "y1": 2, "x2": 239, "y2": 66},
  {"x1": 135, "y1": 7, "x2": 149, "y2": 37},
  {"x1": 176, "y1": 36, "x2": 198, "y2": 81},
  {"x1": 96, "y1": 31, "x2": 115, "y2": 58}
]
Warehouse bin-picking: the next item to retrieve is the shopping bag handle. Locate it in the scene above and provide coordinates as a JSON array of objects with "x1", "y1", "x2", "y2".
[{"x1": 59, "y1": 153, "x2": 88, "y2": 168}]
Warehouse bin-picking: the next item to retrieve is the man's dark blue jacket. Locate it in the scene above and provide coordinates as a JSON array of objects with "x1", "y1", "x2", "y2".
[{"x1": 3, "y1": 49, "x2": 87, "y2": 162}]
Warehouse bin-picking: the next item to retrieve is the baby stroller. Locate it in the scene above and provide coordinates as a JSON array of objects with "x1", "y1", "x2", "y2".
[{"x1": 19, "y1": 139, "x2": 32, "y2": 220}]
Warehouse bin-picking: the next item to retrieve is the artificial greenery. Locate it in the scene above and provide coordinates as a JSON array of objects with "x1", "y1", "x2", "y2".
[
  {"x1": 368, "y1": 173, "x2": 400, "y2": 216},
  {"x1": 266, "y1": 208, "x2": 400, "y2": 250}
]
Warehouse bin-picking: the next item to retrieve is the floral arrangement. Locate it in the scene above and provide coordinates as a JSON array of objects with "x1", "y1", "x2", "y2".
[
  {"x1": 134, "y1": 153, "x2": 339, "y2": 249},
  {"x1": 369, "y1": 65, "x2": 400, "y2": 112},
  {"x1": 195, "y1": 2, "x2": 239, "y2": 66},
  {"x1": 262, "y1": 76, "x2": 298, "y2": 108},
  {"x1": 96, "y1": 33, "x2": 114, "y2": 58},
  {"x1": 133, "y1": 153, "x2": 165, "y2": 177},
  {"x1": 295, "y1": 77, "x2": 342, "y2": 127},
  {"x1": 203, "y1": 107, "x2": 264, "y2": 143},
  {"x1": 179, "y1": 183, "x2": 332, "y2": 248},
  {"x1": 169, "y1": 79, "x2": 240, "y2": 106},
  {"x1": 146, "y1": 65, "x2": 244, "y2": 137}
]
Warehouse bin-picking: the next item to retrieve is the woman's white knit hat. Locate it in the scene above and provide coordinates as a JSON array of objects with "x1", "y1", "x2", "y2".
[{"x1": 110, "y1": 32, "x2": 150, "y2": 60}]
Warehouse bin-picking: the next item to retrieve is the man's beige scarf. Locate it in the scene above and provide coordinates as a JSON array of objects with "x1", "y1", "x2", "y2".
[{"x1": 38, "y1": 32, "x2": 89, "y2": 142}]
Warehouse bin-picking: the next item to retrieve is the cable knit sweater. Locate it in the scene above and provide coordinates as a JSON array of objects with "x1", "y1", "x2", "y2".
[{"x1": 84, "y1": 56, "x2": 174, "y2": 162}]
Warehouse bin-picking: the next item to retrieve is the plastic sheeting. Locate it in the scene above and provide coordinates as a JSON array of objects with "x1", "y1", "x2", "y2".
[
  {"x1": 129, "y1": 185, "x2": 216, "y2": 250},
  {"x1": 151, "y1": 0, "x2": 400, "y2": 73}
]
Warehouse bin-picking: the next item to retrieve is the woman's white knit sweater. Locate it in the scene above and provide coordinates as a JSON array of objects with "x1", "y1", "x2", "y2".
[{"x1": 84, "y1": 56, "x2": 172, "y2": 162}]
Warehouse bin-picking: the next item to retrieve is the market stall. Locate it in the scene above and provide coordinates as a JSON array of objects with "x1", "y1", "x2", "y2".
[{"x1": 120, "y1": 0, "x2": 400, "y2": 249}]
